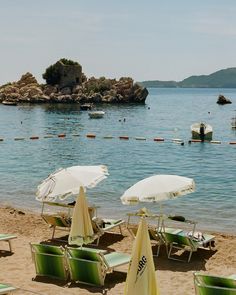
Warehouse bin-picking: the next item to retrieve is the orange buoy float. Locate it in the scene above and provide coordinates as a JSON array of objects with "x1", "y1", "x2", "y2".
[
  {"x1": 119, "y1": 136, "x2": 129, "y2": 140},
  {"x1": 58, "y1": 134, "x2": 66, "y2": 138},
  {"x1": 30, "y1": 136, "x2": 39, "y2": 140},
  {"x1": 229, "y1": 141, "x2": 236, "y2": 145},
  {"x1": 86, "y1": 134, "x2": 96, "y2": 138},
  {"x1": 154, "y1": 137, "x2": 164, "y2": 142}
]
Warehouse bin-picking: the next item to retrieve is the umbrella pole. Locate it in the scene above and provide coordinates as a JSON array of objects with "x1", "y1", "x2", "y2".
[{"x1": 158, "y1": 202, "x2": 166, "y2": 233}]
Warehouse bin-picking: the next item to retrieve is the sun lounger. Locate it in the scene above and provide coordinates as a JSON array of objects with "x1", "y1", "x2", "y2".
[
  {"x1": 91, "y1": 218, "x2": 125, "y2": 245},
  {"x1": 126, "y1": 209, "x2": 164, "y2": 256},
  {"x1": 127, "y1": 225, "x2": 164, "y2": 257},
  {"x1": 41, "y1": 214, "x2": 71, "y2": 240},
  {"x1": 0, "y1": 283, "x2": 17, "y2": 294},
  {"x1": 30, "y1": 243, "x2": 68, "y2": 280},
  {"x1": 162, "y1": 230, "x2": 215, "y2": 262},
  {"x1": 41, "y1": 202, "x2": 74, "y2": 240},
  {"x1": 194, "y1": 272, "x2": 236, "y2": 294},
  {"x1": 0, "y1": 234, "x2": 17, "y2": 252},
  {"x1": 66, "y1": 246, "x2": 131, "y2": 286}
]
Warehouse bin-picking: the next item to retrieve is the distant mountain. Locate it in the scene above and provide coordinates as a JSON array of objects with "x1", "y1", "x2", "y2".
[{"x1": 140, "y1": 67, "x2": 236, "y2": 88}]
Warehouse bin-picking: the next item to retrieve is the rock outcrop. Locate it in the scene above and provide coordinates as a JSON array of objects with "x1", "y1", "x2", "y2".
[
  {"x1": 217, "y1": 94, "x2": 232, "y2": 105},
  {"x1": 0, "y1": 72, "x2": 148, "y2": 104}
]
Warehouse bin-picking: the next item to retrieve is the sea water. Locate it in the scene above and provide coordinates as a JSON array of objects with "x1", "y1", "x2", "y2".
[{"x1": 0, "y1": 88, "x2": 235, "y2": 233}]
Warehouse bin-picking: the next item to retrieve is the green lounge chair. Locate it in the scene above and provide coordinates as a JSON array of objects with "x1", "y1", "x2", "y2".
[
  {"x1": 91, "y1": 218, "x2": 125, "y2": 245},
  {"x1": 194, "y1": 272, "x2": 236, "y2": 294},
  {"x1": 162, "y1": 231, "x2": 215, "y2": 262},
  {"x1": 41, "y1": 214, "x2": 71, "y2": 240},
  {"x1": 127, "y1": 225, "x2": 164, "y2": 257},
  {"x1": 0, "y1": 234, "x2": 17, "y2": 252},
  {"x1": 126, "y1": 210, "x2": 164, "y2": 256},
  {"x1": 30, "y1": 243, "x2": 68, "y2": 280},
  {"x1": 0, "y1": 283, "x2": 17, "y2": 294},
  {"x1": 66, "y1": 246, "x2": 131, "y2": 286}
]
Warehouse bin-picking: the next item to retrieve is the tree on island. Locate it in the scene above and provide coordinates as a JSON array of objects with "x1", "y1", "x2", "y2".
[{"x1": 42, "y1": 58, "x2": 81, "y2": 86}]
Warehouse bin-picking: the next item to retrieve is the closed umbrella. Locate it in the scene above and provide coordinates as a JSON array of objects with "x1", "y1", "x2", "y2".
[
  {"x1": 124, "y1": 217, "x2": 160, "y2": 295},
  {"x1": 68, "y1": 187, "x2": 96, "y2": 246}
]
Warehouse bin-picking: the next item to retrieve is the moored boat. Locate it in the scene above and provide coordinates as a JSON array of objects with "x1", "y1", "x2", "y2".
[
  {"x1": 2, "y1": 100, "x2": 18, "y2": 106},
  {"x1": 88, "y1": 111, "x2": 105, "y2": 119},
  {"x1": 191, "y1": 122, "x2": 213, "y2": 141}
]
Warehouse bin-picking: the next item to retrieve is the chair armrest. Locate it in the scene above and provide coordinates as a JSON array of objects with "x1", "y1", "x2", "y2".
[{"x1": 103, "y1": 252, "x2": 131, "y2": 269}]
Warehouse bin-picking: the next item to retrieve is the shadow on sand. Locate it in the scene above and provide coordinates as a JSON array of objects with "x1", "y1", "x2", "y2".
[{"x1": 152, "y1": 245, "x2": 217, "y2": 272}]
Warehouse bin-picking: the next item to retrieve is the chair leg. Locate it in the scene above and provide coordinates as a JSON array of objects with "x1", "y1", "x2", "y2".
[
  {"x1": 95, "y1": 236, "x2": 100, "y2": 246},
  {"x1": 187, "y1": 250, "x2": 193, "y2": 263},
  {"x1": 119, "y1": 225, "x2": 123, "y2": 235},
  {"x1": 8, "y1": 240, "x2": 12, "y2": 252},
  {"x1": 154, "y1": 244, "x2": 160, "y2": 257},
  {"x1": 168, "y1": 244, "x2": 173, "y2": 259},
  {"x1": 51, "y1": 226, "x2": 56, "y2": 239}
]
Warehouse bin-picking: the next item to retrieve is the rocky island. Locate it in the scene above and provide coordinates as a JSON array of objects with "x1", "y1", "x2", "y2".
[{"x1": 0, "y1": 59, "x2": 148, "y2": 105}]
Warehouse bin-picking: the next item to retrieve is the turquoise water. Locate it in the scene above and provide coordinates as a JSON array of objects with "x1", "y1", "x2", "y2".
[{"x1": 0, "y1": 88, "x2": 236, "y2": 233}]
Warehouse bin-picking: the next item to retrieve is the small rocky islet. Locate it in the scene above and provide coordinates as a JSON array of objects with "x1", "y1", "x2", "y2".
[{"x1": 0, "y1": 58, "x2": 148, "y2": 105}]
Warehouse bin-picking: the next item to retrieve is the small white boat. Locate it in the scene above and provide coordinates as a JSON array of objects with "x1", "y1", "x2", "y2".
[
  {"x1": 88, "y1": 111, "x2": 105, "y2": 119},
  {"x1": 191, "y1": 122, "x2": 213, "y2": 141},
  {"x1": 2, "y1": 100, "x2": 17, "y2": 106}
]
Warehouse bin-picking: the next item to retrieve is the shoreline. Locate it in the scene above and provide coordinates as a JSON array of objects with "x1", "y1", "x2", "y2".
[
  {"x1": 1, "y1": 200, "x2": 236, "y2": 236},
  {"x1": 1, "y1": 205, "x2": 236, "y2": 295}
]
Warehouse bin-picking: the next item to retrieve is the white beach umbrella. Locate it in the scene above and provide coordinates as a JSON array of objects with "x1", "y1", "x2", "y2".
[
  {"x1": 123, "y1": 174, "x2": 195, "y2": 295},
  {"x1": 36, "y1": 165, "x2": 108, "y2": 202},
  {"x1": 121, "y1": 174, "x2": 195, "y2": 205}
]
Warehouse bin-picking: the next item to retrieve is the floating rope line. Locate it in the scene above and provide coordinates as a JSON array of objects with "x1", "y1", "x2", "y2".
[{"x1": 0, "y1": 133, "x2": 235, "y2": 145}]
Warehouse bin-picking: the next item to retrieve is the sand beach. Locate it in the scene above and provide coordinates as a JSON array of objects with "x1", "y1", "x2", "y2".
[{"x1": 0, "y1": 206, "x2": 236, "y2": 295}]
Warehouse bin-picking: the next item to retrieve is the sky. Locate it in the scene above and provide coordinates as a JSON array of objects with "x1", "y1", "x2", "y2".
[{"x1": 1, "y1": 0, "x2": 236, "y2": 84}]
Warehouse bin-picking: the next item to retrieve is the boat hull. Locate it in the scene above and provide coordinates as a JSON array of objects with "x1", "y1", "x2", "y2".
[
  {"x1": 191, "y1": 123, "x2": 213, "y2": 141},
  {"x1": 191, "y1": 131, "x2": 213, "y2": 141},
  {"x1": 88, "y1": 111, "x2": 105, "y2": 119}
]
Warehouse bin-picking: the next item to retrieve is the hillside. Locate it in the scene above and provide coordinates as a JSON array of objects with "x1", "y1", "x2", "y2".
[{"x1": 140, "y1": 67, "x2": 236, "y2": 88}]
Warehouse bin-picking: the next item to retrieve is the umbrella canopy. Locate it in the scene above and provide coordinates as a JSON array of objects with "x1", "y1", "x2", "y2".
[
  {"x1": 68, "y1": 187, "x2": 96, "y2": 246},
  {"x1": 121, "y1": 174, "x2": 195, "y2": 205},
  {"x1": 124, "y1": 217, "x2": 160, "y2": 295},
  {"x1": 36, "y1": 165, "x2": 108, "y2": 202}
]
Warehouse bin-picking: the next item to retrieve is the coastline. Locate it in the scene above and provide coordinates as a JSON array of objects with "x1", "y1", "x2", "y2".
[{"x1": 1, "y1": 205, "x2": 236, "y2": 295}]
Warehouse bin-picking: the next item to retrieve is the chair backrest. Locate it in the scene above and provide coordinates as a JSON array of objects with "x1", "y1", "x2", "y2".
[
  {"x1": 148, "y1": 228, "x2": 162, "y2": 242},
  {"x1": 30, "y1": 243, "x2": 67, "y2": 280},
  {"x1": 194, "y1": 272, "x2": 236, "y2": 295},
  {"x1": 42, "y1": 214, "x2": 71, "y2": 228},
  {"x1": 162, "y1": 232, "x2": 195, "y2": 248},
  {"x1": 66, "y1": 247, "x2": 106, "y2": 286}
]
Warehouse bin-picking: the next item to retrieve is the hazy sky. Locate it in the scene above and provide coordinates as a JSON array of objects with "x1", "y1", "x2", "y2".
[{"x1": 1, "y1": 1, "x2": 236, "y2": 84}]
